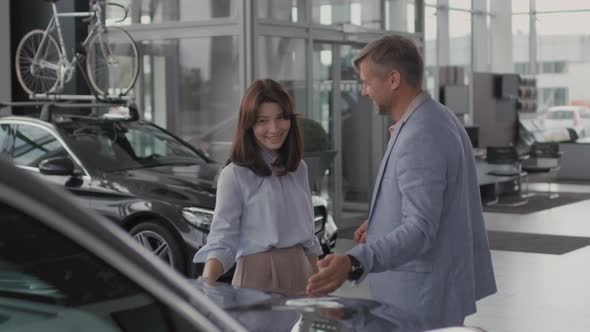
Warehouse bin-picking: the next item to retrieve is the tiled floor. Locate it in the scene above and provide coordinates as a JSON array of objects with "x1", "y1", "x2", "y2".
[{"x1": 334, "y1": 182, "x2": 590, "y2": 332}]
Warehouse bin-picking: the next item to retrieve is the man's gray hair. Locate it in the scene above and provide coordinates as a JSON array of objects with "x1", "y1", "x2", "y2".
[{"x1": 353, "y1": 35, "x2": 424, "y2": 88}]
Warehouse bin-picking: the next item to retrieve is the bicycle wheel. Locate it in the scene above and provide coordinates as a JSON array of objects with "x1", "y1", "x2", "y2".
[
  {"x1": 15, "y1": 30, "x2": 62, "y2": 95},
  {"x1": 86, "y1": 26, "x2": 139, "y2": 96}
]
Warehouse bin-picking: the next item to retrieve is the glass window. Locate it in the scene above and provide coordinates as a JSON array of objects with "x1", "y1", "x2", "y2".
[
  {"x1": 579, "y1": 109, "x2": 590, "y2": 120},
  {"x1": 449, "y1": 0, "x2": 471, "y2": 10},
  {"x1": 541, "y1": 88, "x2": 568, "y2": 108},
  {"x1": 257, "y1": 37, "x2": 307, "y2": 117},
  {"x1": 535, "y1": 11, "x2": 590, "y2": 108},
  {"x1": 137, "y1": 37, "x2": 241, "y2": 164},
  {"x1": 514, "y1": 62, "x2": 527, "y2": 75},
  {"x1": 512, "y1": 1, "x2": 529, "y2": 13},
  {"x1": 258, "y1": 0, "x2": 303, "y2": 22},
  {"x1": 107, "y1": 0, "x2": 238, "y2": 25},
  {"x1": 424, "y1": 6, "x2": 437, "y2": 96},
  {"x1": 449, "y1": 10, "x2": 471, "y2": 66},
  {"x1": 311, "y1": 0, "x2": 382, "y2": 29},
  {"x1": 0, "y1": 202, "x2": 196, "y2": 332},
  {"x1": 512, "y1": 2, "x2": 529, "y2": 68},
  {"x1": 12, "y1": 125, "x2": 67, "y2": 168},
  {"x1": 536, "y1": 0, "x2": 588, "y2": 12}
]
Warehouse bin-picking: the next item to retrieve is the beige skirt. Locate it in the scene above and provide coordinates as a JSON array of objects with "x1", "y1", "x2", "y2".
[{"x1": 232, "y1": 245, "x2": 315, "y2": 295}]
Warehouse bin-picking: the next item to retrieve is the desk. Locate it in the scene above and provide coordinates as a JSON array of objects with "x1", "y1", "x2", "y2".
[
  {"x1": 558, "y1": 143, "x2": 590, "y2": 180},
  {"x1": 476, "y1": 160, "x2": 517, "y2": 186}
]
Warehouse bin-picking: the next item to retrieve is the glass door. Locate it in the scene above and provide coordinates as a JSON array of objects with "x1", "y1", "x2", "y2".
[{"x1": 311, "y1": 42, "x2": 391, "y2": 229}]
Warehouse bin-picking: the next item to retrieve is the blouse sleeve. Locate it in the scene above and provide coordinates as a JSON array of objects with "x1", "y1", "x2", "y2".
[
  {"x1": 193, "y1": 165, "x2": 243, "y2": 273},
  {"x1": 299, "y1": 161, "x2": 324, "y2": 256}
]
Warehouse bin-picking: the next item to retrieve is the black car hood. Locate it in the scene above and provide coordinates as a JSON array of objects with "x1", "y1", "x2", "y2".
[
  {"x1": 192, "y1": 279, "x2": 432, "y2": 332},
  {"x1": 103, "y1": 163, "x2": 221, "y2": 209}
]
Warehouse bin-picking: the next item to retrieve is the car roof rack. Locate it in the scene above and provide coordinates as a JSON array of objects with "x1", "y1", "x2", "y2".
[{"x1": 0, "y1": 97, "x2": 140, "y2": 122}]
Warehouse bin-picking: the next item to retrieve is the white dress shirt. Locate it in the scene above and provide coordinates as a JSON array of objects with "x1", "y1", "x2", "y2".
[{"x1": 194, "y1": 151, "x2": 323, "y2": 273}]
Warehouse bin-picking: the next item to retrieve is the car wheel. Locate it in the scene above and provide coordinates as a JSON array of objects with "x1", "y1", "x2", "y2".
[{"x1": 130, "y1": 220, "x2": 185, "y2": 273}]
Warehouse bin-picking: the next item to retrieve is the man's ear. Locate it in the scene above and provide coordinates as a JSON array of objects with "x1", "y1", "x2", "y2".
[{"x1": 390, "y1": 70, "x2": 401, "y2": 91}]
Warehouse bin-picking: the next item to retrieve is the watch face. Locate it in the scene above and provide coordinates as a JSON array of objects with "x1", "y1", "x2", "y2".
[
  {"x1": 347, "y1": 256, "x2": 363, "y2": 281},
  {"x1": 349, "y1": 265, "x2": 363, "y2": 281}
]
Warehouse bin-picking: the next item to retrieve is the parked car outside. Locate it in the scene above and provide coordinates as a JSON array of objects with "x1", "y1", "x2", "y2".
[
  {"x1": 0, "y1": 102, "x2": 337, "y2": 278},
  {"x1": 0, "y1": 152, "x2": 483, "y2": 332},
  {"x1": 543, "y1": 105, "x2": 590, "y2": 138}
]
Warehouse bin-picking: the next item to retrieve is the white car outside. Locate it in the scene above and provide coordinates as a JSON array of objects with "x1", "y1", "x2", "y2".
[{"x1": 543, "y1": 105, "x2": 590, "y2": 138}]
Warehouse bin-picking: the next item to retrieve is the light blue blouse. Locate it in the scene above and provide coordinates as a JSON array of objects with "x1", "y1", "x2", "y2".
[{"x1": 193, "y1": 152, "x2": 323, "y2": 273}]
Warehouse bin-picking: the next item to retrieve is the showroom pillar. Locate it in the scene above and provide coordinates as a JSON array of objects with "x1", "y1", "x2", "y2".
[
  {"x1": 472, "y1": 0, "x2": 490, "y2": 71},
  {"x1": 0, "y1": 1, "x2": 10, "y2": 113},
  {"x1": 490, "y1": 0, "x2": 513, "y2": 72},
  {"x1": 436, "y1": 0, "x2": 450, "y2": 67}
]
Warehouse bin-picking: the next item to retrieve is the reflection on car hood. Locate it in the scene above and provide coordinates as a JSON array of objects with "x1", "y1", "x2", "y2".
[
  {"x1": 191, "y1": 279, "x2": 431, "y2": 332},
  {"x1": 103, "y1": 163, "x2": 221, "y2": 208}
]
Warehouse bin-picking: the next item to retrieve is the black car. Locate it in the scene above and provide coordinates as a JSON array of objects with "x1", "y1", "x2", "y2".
[
  {"x1": 0, "y1": 158, "x2": 477, "y2": 332},
  {"x1": 0, "y1": 101, "x2": 337, "y2": 277}
]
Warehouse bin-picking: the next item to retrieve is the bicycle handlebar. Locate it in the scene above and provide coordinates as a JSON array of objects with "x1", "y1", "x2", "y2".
[
  {"x1": 84, "y1": 1, "x2": 128, "y2": 24},
  {"x1": 107, "y1": 2, "x2": 128, "y2": 23}
]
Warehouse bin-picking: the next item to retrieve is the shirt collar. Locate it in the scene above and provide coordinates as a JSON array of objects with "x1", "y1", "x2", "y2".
[
  {"x1": 388, "y1": 91, "x2": 430, "y2": 136},
  {"x1": 261, "y1": 149, "x2": 278, "y2": 166}
]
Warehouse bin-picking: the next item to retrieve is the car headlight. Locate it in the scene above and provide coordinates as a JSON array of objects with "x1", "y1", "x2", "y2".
[{"x1": 181, "y1": 207, "x2": 213, "y2": 231}]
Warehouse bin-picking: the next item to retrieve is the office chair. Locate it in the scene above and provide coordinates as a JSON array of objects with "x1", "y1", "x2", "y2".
[
  {"x1": 523, "y1": 142, "x2": 562, "y2": 199},
  {"x1": 485, "y1": 146, "x2": 529, "y2": 207}
]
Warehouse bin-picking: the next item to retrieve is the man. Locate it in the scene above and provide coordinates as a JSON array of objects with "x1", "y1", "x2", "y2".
[{"x1": 306, "y1": 35, "x2": 496, "y2": 327}]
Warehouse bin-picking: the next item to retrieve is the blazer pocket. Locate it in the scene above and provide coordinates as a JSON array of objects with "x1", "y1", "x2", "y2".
[{"x1": 394, "y1": 259, "x2": 433, "y2": 273}]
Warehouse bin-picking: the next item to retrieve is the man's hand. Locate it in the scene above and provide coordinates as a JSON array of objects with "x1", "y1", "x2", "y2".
[
  {"x1": 353, "y1": 219, "x2": 368, "y2": 244},
  {"x1": 306, "y1": 254, "x2": 351, "y2": 297}
]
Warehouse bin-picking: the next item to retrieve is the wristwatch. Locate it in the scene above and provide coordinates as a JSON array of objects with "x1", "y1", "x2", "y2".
[{"x1": 347, "y1": 254, "x2": 364, "y2": 281}]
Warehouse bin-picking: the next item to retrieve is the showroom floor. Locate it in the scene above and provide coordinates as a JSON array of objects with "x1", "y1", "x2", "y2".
[{"x1": 334, "y1": 182, "x2": 590, "y2": 332}]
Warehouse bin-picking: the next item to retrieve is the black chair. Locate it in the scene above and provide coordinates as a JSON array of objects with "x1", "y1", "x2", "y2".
[
  {"x1": 523, "y1": 142, "x2": 562, "y2": 199},
  {"x1": 485, "y1": 146, "x2": 529, "y2": 207}
]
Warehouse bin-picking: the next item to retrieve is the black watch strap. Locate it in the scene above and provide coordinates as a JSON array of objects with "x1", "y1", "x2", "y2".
[{"x1": 347, "y1": 254, "x2": 364, "y2": 281}]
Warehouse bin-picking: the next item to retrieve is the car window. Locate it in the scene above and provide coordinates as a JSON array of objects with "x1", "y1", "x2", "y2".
[
  {"x1": 124, "y1": 124, "x2": 201, "y2": 161},
  {"x1": 0, "y1": 124, "x2": 13, "y2": 156},
  {"x1": 12, "y1": 125, "x2": 68, "y2": 167},
  {"x1": 580, "y1": 109, "x2": 590, "y2": 119},
  {"x1": 0, "y1": 202, "x2": 201, "y2": 332},
  {"x1": 547, "y1": 110, "x2": 573, "y2": 120},
  {"x1": 59, "y1": 121, "x2": 207, "y2": 172}
]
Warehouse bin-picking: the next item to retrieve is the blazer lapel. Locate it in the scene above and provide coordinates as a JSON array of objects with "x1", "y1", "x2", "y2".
[{"x1": 368, "y1": 124, "x2": 405, "y2": 220}]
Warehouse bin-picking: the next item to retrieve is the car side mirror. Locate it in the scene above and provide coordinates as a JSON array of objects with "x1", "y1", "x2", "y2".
[{"x1": 39, "y1": 156, "x2": 76, "y2": 176}]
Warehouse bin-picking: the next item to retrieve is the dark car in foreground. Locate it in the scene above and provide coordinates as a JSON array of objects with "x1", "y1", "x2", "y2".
[
  {"x1": 0, "y1": 157, "x2": 245, "y2": 332},
  {"x1": 0, "y1": 101, "x2": 337, "y2": 277},
  {"x1": 0, "y1": 158, "x2": 480, "y2": 331}
]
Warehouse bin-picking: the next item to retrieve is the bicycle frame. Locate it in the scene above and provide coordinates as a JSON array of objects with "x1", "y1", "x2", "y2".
[{"x1": 32, "y1": 2, "x2": 106, "y2": 91}]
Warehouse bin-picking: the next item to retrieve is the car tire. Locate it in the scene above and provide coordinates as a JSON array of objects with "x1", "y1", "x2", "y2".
[{"x1": 129, "y1": 220, "x2": 185, "y2": 273}]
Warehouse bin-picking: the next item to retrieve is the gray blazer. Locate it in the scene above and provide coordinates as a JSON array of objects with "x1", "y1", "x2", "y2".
[{"x1": 348, "y1": 93, "x2": 496, "y2": 327}]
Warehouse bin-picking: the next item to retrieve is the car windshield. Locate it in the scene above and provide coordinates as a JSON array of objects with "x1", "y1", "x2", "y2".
[
  {"x1": 58, "y1": 121, "x2": 207, "y2": 172},
  {"x1": 547, "y1": 110, "x2": 574, "y2": 119}
]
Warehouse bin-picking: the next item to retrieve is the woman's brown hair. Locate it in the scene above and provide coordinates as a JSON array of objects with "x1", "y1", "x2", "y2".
[{"x1": 228, "y1": 79, "x2": 303, "y2": 176}]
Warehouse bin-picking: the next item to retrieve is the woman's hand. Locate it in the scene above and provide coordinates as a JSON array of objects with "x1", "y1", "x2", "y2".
[{"x1": 202, "y1": 258, "x2": 224, "y2": 281}]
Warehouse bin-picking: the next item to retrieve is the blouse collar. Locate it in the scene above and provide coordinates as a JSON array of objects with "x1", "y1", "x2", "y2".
[{"x1": 261, "y1": 149, "x2": 278, "y2": 167}]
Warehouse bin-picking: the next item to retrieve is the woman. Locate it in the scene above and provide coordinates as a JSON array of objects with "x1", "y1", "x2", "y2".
[{"x1": 194, "y1": 79, "x2": 322, "y2": 294}]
